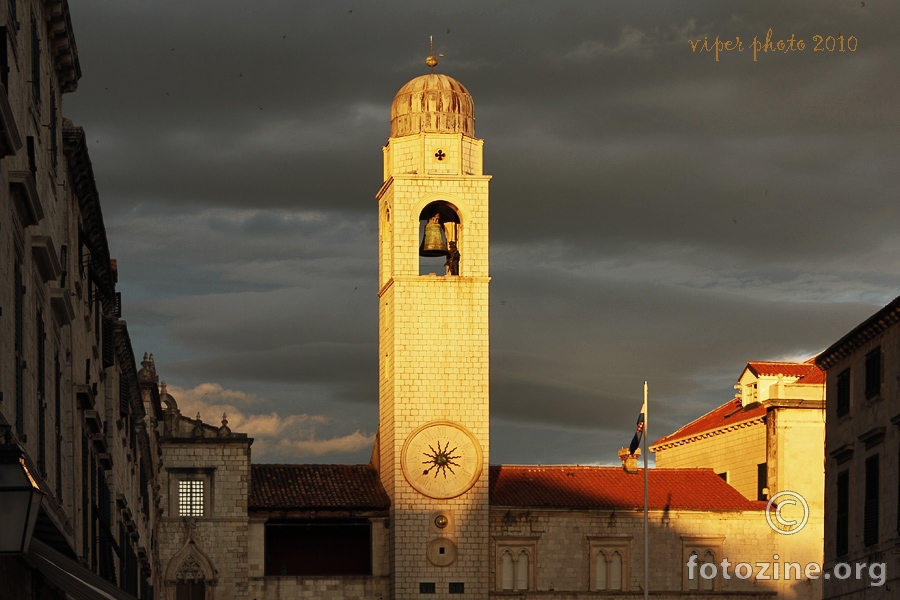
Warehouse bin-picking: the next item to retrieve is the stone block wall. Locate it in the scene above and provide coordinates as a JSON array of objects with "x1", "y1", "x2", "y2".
[
  {"x1": 490, "y1": 507, "x2": 821, "y2": 599},
  {"x1": 159, "y1": 438, "x2": 252, "y2": 600}
]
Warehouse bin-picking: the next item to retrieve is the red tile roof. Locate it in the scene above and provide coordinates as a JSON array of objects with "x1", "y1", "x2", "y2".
[
  {"x1": 652, "y1": 359, "x2": 824, "y2": 446},
  {"x1": 652, "y1": 398, "x2": 766, "y2": 447},
  {"x1": 796, "y1": 366, "x2": 825, "y2": 384},
  {"x1": 250, "y1": 464, "x2": 390, "y2": 510},
  {"x1": 746, "y1": 360, "x2": 821, "y2": 379},
  {"x1": 489, "y1": 465, "x2": 762, "y2": 511},
  {"x1": 248, "y1": 463, "x2": 762, "y2": 513}
]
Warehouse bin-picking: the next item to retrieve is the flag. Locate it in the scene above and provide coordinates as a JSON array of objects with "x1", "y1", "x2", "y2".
[{"x1": 628, "y1": 399, "x2": 646, "y2": 454}]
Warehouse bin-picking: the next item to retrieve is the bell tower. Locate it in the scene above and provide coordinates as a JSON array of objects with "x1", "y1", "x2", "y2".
[{"x1": 376, "y1": 51, "x2": 491, "y2": 599}]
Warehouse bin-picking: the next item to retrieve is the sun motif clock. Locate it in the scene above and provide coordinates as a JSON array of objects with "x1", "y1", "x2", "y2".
[{"x1": 401, "y1": 421, "x2": 483, "y2": 499}]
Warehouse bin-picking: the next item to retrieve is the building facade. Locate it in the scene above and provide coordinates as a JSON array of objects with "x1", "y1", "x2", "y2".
[
  {"x1": 142, "y1": 58, "x2": 821, "y2": 600},
  {"x1": 653, "y1": 359, "x2": 826, "y2": 600},
  {"x1": 0, "y1": 1, "x2": 161, "y2": 597},
  {"x1": 817, "y1": 296, "x2": 900, "y2": 598}
]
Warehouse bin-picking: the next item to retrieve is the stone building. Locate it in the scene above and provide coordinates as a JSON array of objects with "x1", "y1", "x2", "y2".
[
  {"x1": 145, "y1": 56, "x2": 825, "y2": 600},
  {"x1": 816, "y1": 295, "x2": 900, "y2": 599},
  {"x1": 0, "y1": 1, "x2": 161, "y2": 597},
  {"x1": 652, "y1": 359, "x2": 826, "y2": 600}
]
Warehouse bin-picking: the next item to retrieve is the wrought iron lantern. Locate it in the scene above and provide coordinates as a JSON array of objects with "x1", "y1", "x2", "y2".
[{"x1": 0, "y1": 447, "x2": 44, "y2": 554}]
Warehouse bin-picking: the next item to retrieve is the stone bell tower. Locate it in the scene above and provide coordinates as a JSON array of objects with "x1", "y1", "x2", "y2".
[{"x1": 376, "y1": 51, "x2": 491, "y2": 599}]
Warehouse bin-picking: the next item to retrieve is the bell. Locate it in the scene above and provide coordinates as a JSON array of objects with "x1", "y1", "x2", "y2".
[{"x1": 420, "y1": 220, "x2": 449, "y2": 257}]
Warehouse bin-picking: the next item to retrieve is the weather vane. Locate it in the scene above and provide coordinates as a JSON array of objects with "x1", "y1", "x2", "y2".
[{"x1": 426, "y1": 35, "x2": 443, "y2": 73}]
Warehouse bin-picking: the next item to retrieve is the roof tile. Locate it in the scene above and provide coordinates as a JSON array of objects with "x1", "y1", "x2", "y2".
[
  {"x1": 652, "y1": 399, "x2": 766, "y2": 447},
  {"x1": 250, "y1": 464, "x2": 390, "y2": 510},
  {"x1": 489, "y1": 465, "x2": 761, "y2": 511}
]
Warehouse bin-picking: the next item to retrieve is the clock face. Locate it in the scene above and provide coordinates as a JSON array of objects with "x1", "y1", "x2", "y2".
[{"x1": 401, "y1": 421, "x2": 483, "y2": 499}]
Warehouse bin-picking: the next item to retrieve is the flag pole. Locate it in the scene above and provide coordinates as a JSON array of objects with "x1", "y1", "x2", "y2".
[{"x1": 643, "y1": 380, "x2": 649, "y2": 600}]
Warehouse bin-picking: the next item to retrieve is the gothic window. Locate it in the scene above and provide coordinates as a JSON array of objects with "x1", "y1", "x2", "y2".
[
  {"x1": 700, "y1": 550, "x2": 715, "y2": 591},
  {"x1": 589, "y1": 537, "x2": 629, "y2": 591},
  {"x1": 495, "y1": 539, "x2": 536, "y2": 592},
  {"x1": 175, "y1": 556, "x2": 206, "y2": 600},
  {"x1": 515, "y1": 550, "x2": 528, "y2": 591},
  {"x1": 500, "y1": 550, "x2": 513, "y2": 590},
  {"x1": 683, "y1": 537, "x2": 723, "y2": 592}
]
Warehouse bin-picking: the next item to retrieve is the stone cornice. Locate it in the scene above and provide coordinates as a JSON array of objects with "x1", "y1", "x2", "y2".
[{"x1": 816, "y1": 296, "x2": 900, "y2": 370}]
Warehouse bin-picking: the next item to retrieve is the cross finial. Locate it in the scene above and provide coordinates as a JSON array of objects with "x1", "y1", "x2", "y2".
[{"x1": 426, "y1": 35, "x2": 438, "y2": 72}]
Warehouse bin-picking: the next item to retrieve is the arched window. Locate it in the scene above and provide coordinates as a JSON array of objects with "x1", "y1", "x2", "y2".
[
  {"x1": 166, "y1": 540, "x2": 216, "y2": 600},
  {"x1": 595, "y1": 551, "x2": 607, "y2": 591},
  {"x1": 501, "y1": 550, "x2": 514, "y2": 591},
  {"x1": 609, "y1": 550, "x2": 623, "y2": 590},
  {"x1": 688, "y1": 551, "x2": 700, "y2": 590},
  {"x1": 418, "y1": 201, "x2": 461, "y2": 276},
  {"x1": 701, "y1": 550, "x2": 715, "y2": 591},
  {"x1": 175, "y1": 557, "x2": 206, "y2": 600},
  {"x1": 496, "y1": 539, "x2": 536, "y2": 592},
  {"x1": 589, "y1": 537, "x2": 630, "y2": 592},
  {"x1": 516, "y1": 550, "x2": 529, "y2": 591},
  {"x1": 682, "y1": 536, "x2": 723, "y2": 592}
]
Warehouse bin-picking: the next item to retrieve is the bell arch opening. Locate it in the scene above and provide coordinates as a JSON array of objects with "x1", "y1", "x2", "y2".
[{"x1": 418, "y1": 201, "x2": 461, "y2": 276}]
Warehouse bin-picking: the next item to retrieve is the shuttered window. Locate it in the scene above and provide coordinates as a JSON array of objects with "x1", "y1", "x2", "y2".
[
  {"x1": 864, "y1": 347, "x2": 881, "y2": 399},
  {"x1": 864, "y1": 455, "x2": 879, "y2": 546},
  {"x1": 29, "y1": 11, "x2": 39, "y2": 106},
  {"x1": 836, "y1": 469, "x2": 849, "y2": 555},
  {"x1": 836, "y1": 368, "x2": 850, "y2": 416},
  {"x1": 102, "y1": 315, "x2": 115, "y2": 369}
]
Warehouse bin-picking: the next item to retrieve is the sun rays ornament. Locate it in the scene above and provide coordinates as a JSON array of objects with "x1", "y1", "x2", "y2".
[{"x1": 401, "y1": 421, "x2": 483, "y2": 499}]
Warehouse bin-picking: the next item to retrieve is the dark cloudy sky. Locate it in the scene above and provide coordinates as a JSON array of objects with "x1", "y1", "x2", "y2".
[{"x1": 64, "y1": 1, "x2": 899, "y2": 465}]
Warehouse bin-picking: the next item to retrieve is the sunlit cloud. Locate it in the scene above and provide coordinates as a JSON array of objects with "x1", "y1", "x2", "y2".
[{"x1": 164, "y1": 383, "x2": 367, "y2": 461}]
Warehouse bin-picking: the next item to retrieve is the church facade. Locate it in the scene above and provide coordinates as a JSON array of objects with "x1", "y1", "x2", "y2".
[{"x1": 147, "y1": 59, "x2": 822, "y2": 600}]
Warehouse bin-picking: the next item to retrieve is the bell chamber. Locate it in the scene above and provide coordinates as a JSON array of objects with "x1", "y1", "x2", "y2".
[
  {"x1": 418, "y1": 202, "x2": 460, "y2": 258},
  {"x1": 420, "y1": 214, "x2": 448, "y2": 257}
]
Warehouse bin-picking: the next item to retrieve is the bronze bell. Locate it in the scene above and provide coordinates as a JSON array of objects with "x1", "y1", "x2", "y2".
[{"x1": 420, "y1": 218, "x2": 449, "y2": 257}]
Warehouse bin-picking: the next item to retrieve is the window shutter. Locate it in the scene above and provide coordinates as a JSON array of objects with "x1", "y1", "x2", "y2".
[
  {"x1": 102, "y1": 316, "x2": 115, "y2": 369},
  {"x1": 836, "y1": 369, "x2": 850, "y2": 416},
  {"x1": 864, "y1": 347, "x2": 881, "y2": 399},
  {"x1": 119, "y1": 377, "x2": 130, "y2": 418},
  {"x1": 864, "y1": 455, "x2": 879, "y2": 546},
  {"x1": 29, "y1": 12, "x2": 39, "y2": 106},
  {"x1": 836, "y1": 469, "x2": 849, "y2": 555}
]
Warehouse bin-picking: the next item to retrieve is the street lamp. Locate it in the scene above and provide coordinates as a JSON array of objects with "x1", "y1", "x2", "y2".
[{"x1": 0, "y1": 447, "x2": 44, "y2": 554}]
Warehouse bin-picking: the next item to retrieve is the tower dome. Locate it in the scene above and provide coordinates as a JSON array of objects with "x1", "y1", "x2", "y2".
[{"x1": 390, "y1": 73, "x2": 475, "y2": 138}]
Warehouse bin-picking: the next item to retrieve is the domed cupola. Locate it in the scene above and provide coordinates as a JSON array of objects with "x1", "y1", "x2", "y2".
[{"x1": 390, "y1": 55, "x2": 474, "y2": 138}]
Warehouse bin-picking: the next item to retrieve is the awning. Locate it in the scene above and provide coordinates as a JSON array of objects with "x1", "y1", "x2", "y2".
[{"x1": 26, "y1": 538, "x2": 138, "y2": 600}]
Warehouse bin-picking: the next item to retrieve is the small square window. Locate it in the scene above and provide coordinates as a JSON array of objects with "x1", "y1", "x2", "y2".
[
  {"x1": 178, "y1": 480, "x2": 204, "y2": 517},
  {"x1": 449, "y1": 582, "x2": 464, "y2": 594},
  {"x1": 169, "y1": 469, "x2": 213, "y2": 517},
  {"x1": 419, "y1": 582, "x2": 435, "y2": 594}
]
